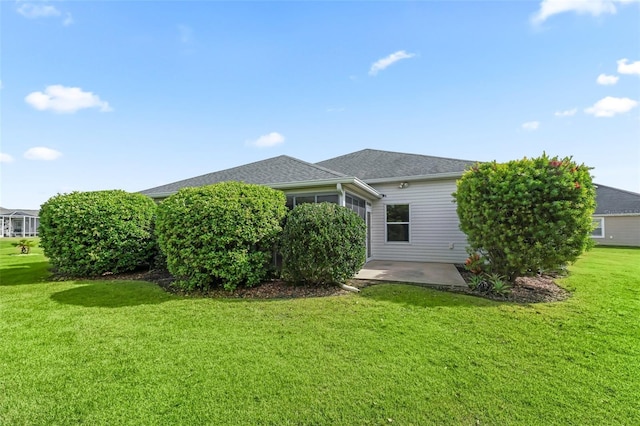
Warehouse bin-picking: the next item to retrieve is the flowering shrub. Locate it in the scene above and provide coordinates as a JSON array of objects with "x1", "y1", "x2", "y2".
[
  {"x1": 464, "y1": 253, "x2": 486, "y2": 275},
  {"x1": 454, "y1": 154, "x2": 596, "y2": 281}
]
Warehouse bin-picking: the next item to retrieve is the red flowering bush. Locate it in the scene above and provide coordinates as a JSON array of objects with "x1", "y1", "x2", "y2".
[
  {"x1": 464, "y1": 253, "x2": 486, "y2": 275},
  {"x1": 453, "y1": 154, "x2": 596, "y2": 281}
]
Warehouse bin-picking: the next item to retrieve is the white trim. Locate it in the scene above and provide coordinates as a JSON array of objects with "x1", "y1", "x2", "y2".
[
  {"x1": 145, "y1": 177, "x2": 383, "y2": 200},
  {"x1": 591, "y1": 217, "x2": 605, "y2": 238},
  {"x1": 364, "y1": 171, "x2": 464, "y2": 184}
]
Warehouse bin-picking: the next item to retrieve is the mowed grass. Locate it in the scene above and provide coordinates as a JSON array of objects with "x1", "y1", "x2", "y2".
[{"x1": 1, "y1": 238, "x2": 639, "y2": 425}]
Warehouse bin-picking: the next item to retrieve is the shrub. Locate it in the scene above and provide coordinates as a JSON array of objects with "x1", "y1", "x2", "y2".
[
  {"x1": 39, "y1": 190, "x2": 158, "y2": 276},
  {"x1": 453, "y1": 154, "x2": 596, "y2": 281},
  {"x1": 280, "y1": 203, "x2": 366, "y2": 285},
  {"x1": 155, "y1": 182, "x2": 287, "y2": 291}
]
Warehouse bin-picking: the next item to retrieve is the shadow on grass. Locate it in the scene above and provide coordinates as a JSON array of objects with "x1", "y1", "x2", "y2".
[
  {"x1": 359, "y1": 283, "x2": 500, "y2": 309},
  {"x1": 50, "y1": 281, "x2": 175, "y2": 308},
  {"x1": 0, "y1": 261, "x2": 51, "y2": 286}
]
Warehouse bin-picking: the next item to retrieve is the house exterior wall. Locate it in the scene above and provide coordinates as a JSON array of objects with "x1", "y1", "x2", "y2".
[
  {"x1": 593, "y1": 216, "x2": 640, "y2": 247},
  {"x1": 368, "y1": 179, "x2": 468, "y2": 263}
]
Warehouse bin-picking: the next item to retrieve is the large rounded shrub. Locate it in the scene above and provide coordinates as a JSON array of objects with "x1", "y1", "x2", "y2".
[
  {"x1": 281, "y1": 203, "x2": 366, "y2": 285},
  {"x1": 453, "y1": 154, "x2": 596, "y2": 280},
  {"x1": 155, "y1": 182, "x2": 287, "y2": 291},
  {"x1": 39, "y1": 190, "x2": 158, "y2": 276}
]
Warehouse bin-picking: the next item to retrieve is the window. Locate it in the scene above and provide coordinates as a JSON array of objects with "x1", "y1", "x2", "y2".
[
  {"x1": 345, "y1": 194, "x2": 366, "y2": 220},
  {"x1": 591, "y1": 217, "x2": 604, "y2": 238},
  {"x1": 386, "y1": 204, "x2": 410, "y2": 242},
  {"x1": 285, "y1": 194, "x2": 340, "y2": 209}
]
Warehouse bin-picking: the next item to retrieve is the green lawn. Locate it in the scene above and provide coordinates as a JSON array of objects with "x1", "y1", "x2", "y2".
[{"x1": 1, "y1": 238, "x2": 639, "y2": 425}]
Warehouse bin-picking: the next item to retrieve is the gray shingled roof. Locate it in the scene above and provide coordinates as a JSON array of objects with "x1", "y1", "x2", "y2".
[
  {"x1": 0, "y1": 207, "x2": 40, "y2": 217},
  {"x1": 139, "y1": 155, "x2": 348, "y2": 196},
  {"x1": 315, "y1": 148, "x2": 476, "y2": 181},
  {"x1": 595, "y1": 184, "x2": 640, "y2": 215}
]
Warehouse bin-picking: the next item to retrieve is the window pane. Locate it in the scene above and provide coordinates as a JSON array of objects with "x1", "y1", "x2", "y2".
[
  {"x1": 591, "y1": 219, "x2": 603, "y2": 237},
  {"x1": 286, "y1": 196, "x2": 294, "y2": 209},
  {"x1": 387, "y1": 224, "x2": 409, "y2": 242},
  {"x1": 295, "y1": 196, "x2": 315, "y2": 205},
  {"x1": 387, "y1": 204, "x2": 409, "y2": 222},
  {"x1": 317, "y1": 194, "x2": 339, "y2": 204}
]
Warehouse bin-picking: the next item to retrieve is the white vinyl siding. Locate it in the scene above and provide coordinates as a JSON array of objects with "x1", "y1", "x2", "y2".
[
  {"x1": 368, "y1": 179, "x2": 468, "y2": 263},
  {"x1": 592, "y1": 216, "x2": 640, "y2": 246}
]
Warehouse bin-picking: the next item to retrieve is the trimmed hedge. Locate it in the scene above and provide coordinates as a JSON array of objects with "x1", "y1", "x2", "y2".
[
  {"x1": 281, "y1": 203, "x2": 366, "y2": 285},
  {"x1": 155, "y1": 182, "x2": 287, "y2": 291},
  {"x1": 453, "y1": 154, "x2": 596, "y2": 280},
  {"x1": 39, "y1": 190, "x2": 158, "y2": 276}
]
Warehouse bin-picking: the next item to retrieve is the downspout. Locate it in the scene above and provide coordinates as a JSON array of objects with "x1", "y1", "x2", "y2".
[
  {"x1": 336, "y1": 183, "x2": 345, "y2": 206},
  {"x1": 336, "y1": 182, "x2": 361, "y2": 293}
]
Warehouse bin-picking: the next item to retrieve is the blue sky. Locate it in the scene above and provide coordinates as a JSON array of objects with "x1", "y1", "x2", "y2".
[{"x1": 1, "y1": 0, "x2": 639, "y2": 209}]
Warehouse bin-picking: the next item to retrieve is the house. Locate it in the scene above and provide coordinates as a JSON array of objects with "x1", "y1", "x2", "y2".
[
  {"x1": 140, "y1": 149, "x2": 476, "y2": 263},
  {"x1": 0, "y1": 207, "x2": 40, "y2": 238},
  {"x1": 592, "y1": 184, "x2": 640, "y2": 247}
]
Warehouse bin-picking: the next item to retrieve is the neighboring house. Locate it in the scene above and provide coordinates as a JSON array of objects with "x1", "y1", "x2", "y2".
[
  {"x1": 0, "y1": 207, "x2": 40, "y2": 238},
  {"x1": 140, "y1": 149, "x2": 476, "y2": 263},
  {"x1": 592, "y1": 184, "x2": 640, "y2": 247}
]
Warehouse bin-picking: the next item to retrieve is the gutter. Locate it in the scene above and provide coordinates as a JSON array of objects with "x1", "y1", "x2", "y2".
[
  {"x1": 363, "y1": 171, "x2": 465, "y2": 184},
  {"x1": 143, "y1": 177, "x2": 383, "y2": 200}
]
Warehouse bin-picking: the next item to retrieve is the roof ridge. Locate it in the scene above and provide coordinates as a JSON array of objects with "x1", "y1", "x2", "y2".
[
  {"x1": 143, "y1": 155, "x2": 292, "y2": 191},
  {"x1": 319, "y1": 148, "x2": 476, "y2": 164},
  {"x1": 284, "y1": 155, "x2": 348, "y2": 177}
]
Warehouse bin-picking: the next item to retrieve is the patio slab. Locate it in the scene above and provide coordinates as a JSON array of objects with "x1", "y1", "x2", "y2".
[{"x1": 355, "y1": 260, "x2": 467, "y2": 288}]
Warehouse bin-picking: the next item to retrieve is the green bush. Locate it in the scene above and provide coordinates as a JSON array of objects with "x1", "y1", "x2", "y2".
[
  {"x1": 39, "y1": 190, "x2": 158, "y2": 276},
  {"x1": 453, "y1": 154, "x2": 596, "y2": 281},
  {"x1": 155, "y1": 182, "x2": 287, "y2": 291},
  {"x1": 281, "y1": 203, "x2": 366, "y2": 285}
]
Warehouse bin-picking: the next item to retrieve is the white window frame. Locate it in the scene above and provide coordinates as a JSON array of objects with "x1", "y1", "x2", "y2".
[
  {"x1": 385, "y1": 203, "x2": 411, "y2": 243},
  {"x1": 591, "y1": 217, "x2": 605, "y2": 238}
]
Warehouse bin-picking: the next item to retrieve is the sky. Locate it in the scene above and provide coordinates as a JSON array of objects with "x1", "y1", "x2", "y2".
[{"x1": 1, "y1": 0, "x2": 639, "y2": 209}]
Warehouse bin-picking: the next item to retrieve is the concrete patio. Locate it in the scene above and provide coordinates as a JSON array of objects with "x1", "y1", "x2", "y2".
[{"x1": 355, "y1": 260, "x2": 467, "y2": 288}]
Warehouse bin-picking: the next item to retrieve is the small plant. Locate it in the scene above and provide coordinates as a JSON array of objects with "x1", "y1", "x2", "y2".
[
  {"x1": 13, "y1": 239, "x2": 34, "y2": 254},
  {"x1": 468, "y1": 274, "x2": 485, "y2": 290},
  {"x1": 487, "y1": 273, "x2": 511, "y2": 296},
  {"x1": 464, "y1": 252, "x2": 486, "y2": 274}
]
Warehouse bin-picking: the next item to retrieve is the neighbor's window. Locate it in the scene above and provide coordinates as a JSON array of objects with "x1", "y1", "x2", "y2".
[
  {"x1": 591, "y1": 217, "x2": 604, "y2": 238},
  {"x1": 386, "y1": 204, "x2": 410, "y2": 242}
]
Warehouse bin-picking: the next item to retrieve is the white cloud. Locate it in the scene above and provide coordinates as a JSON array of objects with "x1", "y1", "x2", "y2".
[
  {"x1": 369, "y1": 50, "x2": 416, "y2": 76},
  {"x1": 617, "y1": 58, "x2": 640, "y2": 75},
  {"x1": 531, "y1": 0, "x2": 636, "y2": 25},
  {"x1": 522, "y1": 121, "x2": 540, "y2": 131},
  {"x1": 63, "y1": 13, "x2": 74, "y2": 27},
  {"x1": 0, "y1": 153, "x2": 15, "y2": 163},
  {"x1": 25, "y1": 85, "x2": 112, "y2": 113},
  {"x1": 17, "y1": 3, "x2": 61, "y2": 19},
  {"x1": 16, "y1": 3, "x2": 73, "y2": 26},
  {"x1": 585, "y1": 96, "x2": 638, "y2": 117},
  {"x1": 554, "y1": 108, "x2": 577, "y2": 117},
  {"x1": 24, "y1": 147, "x2": 62, "y2": 161},
  {"x1": 597, "y1": 74, "x2": 619, "y2": 85},
  {"x1": 247, "y1": 132, "x2": 285, "y2": 148}
]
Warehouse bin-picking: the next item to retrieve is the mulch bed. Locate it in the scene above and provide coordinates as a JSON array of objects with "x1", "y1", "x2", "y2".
[
  {"x1": 454, "y1": 265, "x2": 571, "y2": 303},
  {"x1": 73, "y1": 267, "x2": 571, "y2": 303}
]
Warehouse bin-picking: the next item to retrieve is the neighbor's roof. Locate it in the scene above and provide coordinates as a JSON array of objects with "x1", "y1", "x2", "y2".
[
  {"x1": 139, "y1": 155, "x2": 349, "y2": 196},
  {"x1": 594, "y1": 184, "x2": 640, "y2": 216},
  {"x1": 0, "y1": 207, "x2": 40, "y2": 217},
  {"x1": 315, "y1": 148, "x2": 476, "y2": 181}
]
